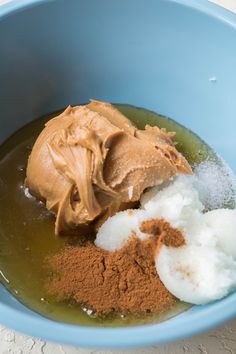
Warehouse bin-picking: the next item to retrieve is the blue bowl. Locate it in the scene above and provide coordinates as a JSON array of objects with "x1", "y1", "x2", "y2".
[{"x1": 1, "y1": 0, "x2": 236, "y2": 348}]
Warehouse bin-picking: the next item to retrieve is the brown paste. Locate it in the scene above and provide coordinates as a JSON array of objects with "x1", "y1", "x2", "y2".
[{"x1": 26, "y1": 100, "x2": 192, "y2": 235}]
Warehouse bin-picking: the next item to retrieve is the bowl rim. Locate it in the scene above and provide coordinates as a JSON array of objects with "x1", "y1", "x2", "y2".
[
  {"x1": 1, "y1": 0, "x2": 236, "y2": 26},
  {"x1": 1, "y1": 0, "x2": 236, "y2": 348},
  {"x1": 1, "y1": 292, "x2": 236, "y2": 348}
]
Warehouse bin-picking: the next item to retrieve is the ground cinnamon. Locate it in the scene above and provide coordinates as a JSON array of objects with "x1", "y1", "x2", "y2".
[
  {"x1": 46, "y1": 219, "x2": 185, "y2": 316},
  {"x1": 140, "y1": 219, "x2": 185, "y2": 256}
]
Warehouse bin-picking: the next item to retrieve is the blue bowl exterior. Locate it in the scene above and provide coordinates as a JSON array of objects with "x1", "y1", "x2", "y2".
[{"x1": 0, "y1": 0, "x2": 236, "y2": 348}]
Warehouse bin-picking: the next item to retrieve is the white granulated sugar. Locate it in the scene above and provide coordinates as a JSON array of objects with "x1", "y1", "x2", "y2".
[{"x1": 194, "y1": 159, "x2": 236, "y2": 209}]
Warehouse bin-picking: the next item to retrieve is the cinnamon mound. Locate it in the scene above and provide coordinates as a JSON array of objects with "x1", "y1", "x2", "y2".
[{"x1": 47, "y1": 219, "x2": 185, "y2": 315}]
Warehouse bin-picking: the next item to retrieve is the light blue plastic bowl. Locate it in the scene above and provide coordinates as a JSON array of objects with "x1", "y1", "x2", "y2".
[{"x1": 0, "y1": 0, "x2": 236, "y2": 348}]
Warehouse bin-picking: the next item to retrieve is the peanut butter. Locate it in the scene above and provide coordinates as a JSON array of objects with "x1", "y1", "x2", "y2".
[{"x1": 26, "y1": 100, "x2": 191, "y2": 235}]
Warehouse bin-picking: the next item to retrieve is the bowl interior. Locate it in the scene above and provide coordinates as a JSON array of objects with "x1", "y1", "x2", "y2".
[{"x1": 0, "y1": 0, "x2": 236, "y2": 348}]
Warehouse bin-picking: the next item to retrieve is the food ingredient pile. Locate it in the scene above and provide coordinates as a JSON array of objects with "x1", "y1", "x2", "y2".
[
  {"x1": 96, "y1": 175, "x2": 236, "y2": 305},
  {"x1": 25, "y1": 100, "x2": 236, "y2": 318},
  {"x1": 26, "y1": 100, "x2": 191, "y2": 235},
  {"x1": 47, "y1": 219, "x2": 185, "y2": 315}
]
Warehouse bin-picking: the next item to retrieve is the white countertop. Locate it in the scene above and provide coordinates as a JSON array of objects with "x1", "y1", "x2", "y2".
[
  {"x1": 209, "y1": 0, "x2": 236, "y2": 12},
  {"x1": 1, "y1": 318, "x2": 236, "y2": 354},
  {"x1": 1, "y1": 0, "x2": 236, "y2": 353}
]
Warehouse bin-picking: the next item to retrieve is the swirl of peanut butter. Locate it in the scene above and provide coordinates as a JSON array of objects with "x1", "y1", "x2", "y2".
[{"x1": 26, "y1": 100, "x2": 192, "y2": 235}]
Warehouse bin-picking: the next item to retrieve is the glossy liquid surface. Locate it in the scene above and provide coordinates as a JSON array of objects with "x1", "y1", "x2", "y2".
[{"x1": 0, "y1": 105, "x2": 229, "y2": 326}]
